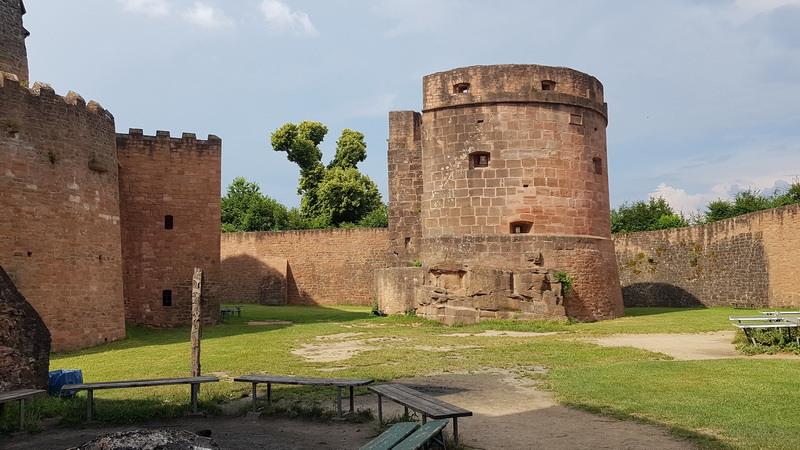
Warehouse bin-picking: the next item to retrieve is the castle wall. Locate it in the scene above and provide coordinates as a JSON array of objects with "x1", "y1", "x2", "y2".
[
  {"x1": 220, "y1": 229, "x2": 389, "y2": 306},
  {"x1": 614, "y1": 204, "x2": 800, "y2": 308},
  {"x1": 117, "y1": 129, "x2": 222, "y2": 327},
  {"x1": 0, "y1": 75, "x2": 126, "y2": 351},
  {"x1": 0, "y1": 1, "x2": 29, "y2": 84}
]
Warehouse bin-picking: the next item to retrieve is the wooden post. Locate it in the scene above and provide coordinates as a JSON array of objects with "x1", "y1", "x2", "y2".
[{"x1": 190, "y1": 268, "x2": 203, "y2": 377}]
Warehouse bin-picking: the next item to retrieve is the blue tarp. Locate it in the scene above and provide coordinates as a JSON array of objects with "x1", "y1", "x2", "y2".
[{"x1": 48, "y1": 369, "x2": 83, "y2": 396}]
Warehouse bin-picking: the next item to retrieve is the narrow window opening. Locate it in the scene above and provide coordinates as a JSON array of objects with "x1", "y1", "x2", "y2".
[
  {"x1": 164, "y1": 215, "x2": 174, "y2": 229},
  {"x1": 470, "y1": 151, "x2": 490, "y2": 169},
  {"x1": 570, "y1": 114, "x2": 583, "y2": 125},
  {"x1": 541, "y1": 80, "x2": 556, "y2": 91},
  {"x1": 510, "y1": 221, "x2": 533, "y2": 234},
  {"x1": 593, "y1": 157, "x2": 603, "y2": 175},
  {"x1": 453, "y1": 83, "x2": 470, "y2": 94},
  {"x1": 404, "y1": 237, "x2": 411, "y2": 248},
  {"x1": 162, "y1": 290, "x2": 172, "y2": 307}
]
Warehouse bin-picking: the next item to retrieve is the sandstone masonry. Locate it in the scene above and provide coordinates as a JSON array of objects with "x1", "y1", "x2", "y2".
[
  {"x1": 0, "y1": 2, "x2": 222, "y2": 351},
  {"x1": 379, "y1": 65, "x2": 624, "y2": 323},
  {"x1": 614, "y1": 203, "x2": 800, "y2": 308}
]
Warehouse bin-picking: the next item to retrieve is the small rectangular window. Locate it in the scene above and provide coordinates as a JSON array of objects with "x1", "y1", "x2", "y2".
[
  {"x1": 593, "y1": 157, "x2": 603, "y2": 175},
  {"x1": 570, "y1": 114, "x2": 583, "y2": 125},
  {"x1": 453, "y1": 83, "x2": 470, "y2": 94},
  {"x1": 471, "y1": 152, "x2": 490, "y2": 168},
  {"x1": 165, "y1": 215, "x2": 174, "y2": 229},
  {"x1": 162, "y1": 290, "x2": 172, "y2": 307}
]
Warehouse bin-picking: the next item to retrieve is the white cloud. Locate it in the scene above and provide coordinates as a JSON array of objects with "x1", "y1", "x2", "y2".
[
  {"x1": 117, "y1": 0, "x2": 170, "y2": 17},
  {"x1": 728, "y1": 0, "x2": 800, "y2": 23},
  {"x1": 182, "y1": 2, "x2": 233, "y2": 28},
  {"x1": 259, "y1": 0, "x2": 318, "y2": 37}
]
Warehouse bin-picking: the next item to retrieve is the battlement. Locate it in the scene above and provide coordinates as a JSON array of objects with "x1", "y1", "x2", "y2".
[
  {"x1": 423, "y1": 64, "x2": 607, "y2": 119},
  {"x1": 0, "y1": 71, "x2": 114, "y2": 122},
  {"x1": 116, "y1": 128, "x2": 222, "y2": 154}
]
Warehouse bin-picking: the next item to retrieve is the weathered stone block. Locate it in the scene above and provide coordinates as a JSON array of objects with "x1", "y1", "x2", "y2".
[
  {"x1": 374, "y1": 266, "x2": 424, "y2": 314},
  {"x1": 0, "y1": 265, "x2": 51, "y2": 391}
]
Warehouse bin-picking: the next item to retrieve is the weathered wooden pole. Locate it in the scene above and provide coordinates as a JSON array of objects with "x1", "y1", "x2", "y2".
[{"x1": 190, "y1": 267, "x2": 203, "y2": 377}]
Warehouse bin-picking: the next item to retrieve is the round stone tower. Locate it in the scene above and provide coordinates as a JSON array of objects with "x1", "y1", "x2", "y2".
[
  {"x1": 0, "y1": 0, "x2": 29, "y2": 83},
  {"x1": 384, "y1": 64, "x2": 623, "y2": 321},
  {"x1": 421, "y1": 64, "x2": 609, "y2": 239}
]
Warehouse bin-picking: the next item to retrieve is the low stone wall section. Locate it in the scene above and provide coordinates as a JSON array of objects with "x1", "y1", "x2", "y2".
[
  {"x1": 220, "y1": 229, "x2": 389, "y2": 306},
  {"x1": 614, "y1": 204, "x2": 800, "y2": 308}
]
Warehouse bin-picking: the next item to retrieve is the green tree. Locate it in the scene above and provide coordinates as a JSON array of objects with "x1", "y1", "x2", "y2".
[
  {"x1": 221, "y1": 177, "x2": 289, "y2": 232},
  {"x1": 271, "y1": 121, "x2": 383, "y2": 227},
  {"x1": 703, "y1": 183, "x2": 800, "y2": 224},
  {"x1": 611, "y1": 197, "x2": 688, "y2": 234},
  {"x1": 357, "y1": 203, "x2": 389, "y2": 228}
]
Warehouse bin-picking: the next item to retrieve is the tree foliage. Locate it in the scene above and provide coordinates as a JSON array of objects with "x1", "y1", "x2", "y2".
[
  {"x1": 221, "y1": 177, "x2": 289, "y2": 232},
  {"x1": 611, "y1": 197, "x2": 688, "y2": 234},
  {"x1": 702, "y1": 184, "x2": 800, "y2": 223},
  {"x1": 271, "y1": 121, "x2": 383, "y2": 227}
]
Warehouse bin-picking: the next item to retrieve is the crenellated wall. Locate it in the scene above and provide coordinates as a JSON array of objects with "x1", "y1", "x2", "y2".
[
  {"x1": 0, "y1": 73, "x2": 126, "y2": 351},
  {"x1": 220, "y1": 229, "x2": 389, "y2": 306},
  {"x1": 117, "y1": 129, "x2": 222, "y2": 327},
  {"x1": 614, "y1": 204, "x2": 800, "y2": 308}
]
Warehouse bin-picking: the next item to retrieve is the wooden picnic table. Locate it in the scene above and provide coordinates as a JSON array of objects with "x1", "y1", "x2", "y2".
[
  {"x1": 369, "y1": 383, "x2": 472, "y2": 443},
  {"x1": 233, "y1": 374, "x2": 373, "y2": 418}
]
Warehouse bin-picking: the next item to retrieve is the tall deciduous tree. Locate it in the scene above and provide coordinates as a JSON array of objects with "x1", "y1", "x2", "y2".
[{"x1": 271, "y1": 121, "x2": 383, "y2": 227}]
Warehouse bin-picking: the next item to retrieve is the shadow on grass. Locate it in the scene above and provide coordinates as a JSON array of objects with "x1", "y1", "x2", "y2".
[
  {"x1": 0, "y1": 394, "x2": 225, "y2": 430},
  {"x1": 623, "y1": 306, "x2": 710, "y2": 317},
  {"x1": 53, "y1": 305, "x2": 374, "y2": 358}
]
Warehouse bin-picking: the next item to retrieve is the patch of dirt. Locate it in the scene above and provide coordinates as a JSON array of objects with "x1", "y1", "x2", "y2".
[
  {"x1": 247, "y1": 321, "x2": 292, "y2": 326},
  {"x1": 291, "y1": 337, "x2": 405, "y2": 363},
  {"x1": 585, "y1": 331, "x2": 800, "y2": 360},
  {"x1": 442, "y1": 330, "x2": 561, "y2": 337}
]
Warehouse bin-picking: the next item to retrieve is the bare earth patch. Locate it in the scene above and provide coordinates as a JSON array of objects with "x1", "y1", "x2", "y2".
[
  {"x1": 585, "y1": 331, "x2": 800, "y2": 360},
  {"x1": 442, "y1": 330, "x2": 561, "y2": 338},
  {"x1": 291, "y1": 337, "x2": 407, "y2": 363},
  {"x1": 247, "y1": 321, "x2": 292, "y2": 326}
]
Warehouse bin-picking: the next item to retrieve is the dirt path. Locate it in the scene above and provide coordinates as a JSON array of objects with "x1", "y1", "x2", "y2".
[{"x1": 4, "y1": 332, "x2": 779, "y2": 449}]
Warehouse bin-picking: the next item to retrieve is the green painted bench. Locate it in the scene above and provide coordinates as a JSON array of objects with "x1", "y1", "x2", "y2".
[{"x1": 360, "y1": 419, "x2": 449, "y2": 450}]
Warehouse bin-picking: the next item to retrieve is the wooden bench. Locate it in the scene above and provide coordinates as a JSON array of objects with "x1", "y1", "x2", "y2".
[
  {"x1": 61, "y1": 376, "x2": 219, "y2": 420},
  {"x1": 729, "y1": 313, "x2": 800, "y2": 345},
  {"x1": 360, "y1": 419, "x2": 449, "y2": 450},
  {"x1": 369, "y1": 383, "x2": 472, "y2": 443},
  {"x1": 233, "y1": 374, "x2": 373, "y2": 418},
  {"x1": 220, "y1": 306, "x2": 244, "y2": 321},
  {"x1": 0, "y1": 389, "x2": 46, "y2": 428}
]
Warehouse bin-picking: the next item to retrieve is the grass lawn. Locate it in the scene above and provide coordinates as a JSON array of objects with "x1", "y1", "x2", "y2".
[{"x1": 3, "y1": 305, "x2": 796, "y2": 449}]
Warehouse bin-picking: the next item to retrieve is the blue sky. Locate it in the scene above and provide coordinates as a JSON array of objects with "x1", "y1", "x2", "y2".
[{"x1": 23, "y1": 0, "x2": 800, "y2": 214}]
